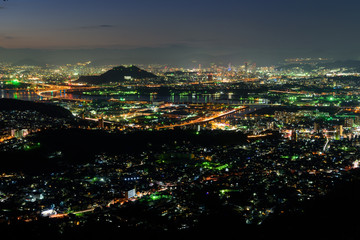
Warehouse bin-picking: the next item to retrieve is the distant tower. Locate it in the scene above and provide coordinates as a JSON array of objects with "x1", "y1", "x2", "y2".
[
  {"x1": 252, "y1": 63, "x2": 256, "y2": 72},
  {"x1": 98, "y1": 117, "x2": 104, "y2": 129},
  {"x1": 339, "y1": 125, "x2": 343, "y2": 136},
  {"x1": 335, "y1": 125, "x2": 343, "y2": 140},
  {"x1": 228, "y1": 63, "x2": 232, "y2": 71},
  {"x1": 314, "y1": 122, "x2": 320, "y2": 133},
  {"x1": 244, "y1": 62, "x2": 248, "y2": 77},
  {"x1": 291, "y1": 129, "x2": 297, "y2": 141}
]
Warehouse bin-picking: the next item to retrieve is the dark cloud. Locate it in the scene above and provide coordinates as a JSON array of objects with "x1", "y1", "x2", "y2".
[
  {"x1": 79, "y1": 25, "x2": 115, "y2": 29},
  {"x1": 0, "y1": 35, "x2": 16, "y2": 40},
  {"x1": 98, "y1": 25, "x2": 114, "y2": 28}
]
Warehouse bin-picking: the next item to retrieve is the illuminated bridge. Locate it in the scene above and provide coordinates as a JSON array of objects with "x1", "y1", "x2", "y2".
[
  {"x1": 156, "y1": 106, "x2": 247, "y2": 130},
  {"x1": 35, "y1": 85, "x2": 99, "y2": 102}
]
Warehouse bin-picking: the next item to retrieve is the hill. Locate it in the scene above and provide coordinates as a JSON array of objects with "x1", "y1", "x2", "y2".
[
  {"x1": 77, "y1": 65, "x2": 157, "y2": 85},
  {"x1": 0, "y1": 98, "x2": 73, "y2": 119},
  {"x1": 276, "y1": 60, "x2": 360, "y2": 73}
]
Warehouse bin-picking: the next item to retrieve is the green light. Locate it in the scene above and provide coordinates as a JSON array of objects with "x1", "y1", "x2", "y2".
[
  {"x1": 23, "y1": 143, "x2": 41, "y2": 151},
  {"x1": 198, "y1": 162, "x2": 230, "y2": 171},
  {"x1": 216, "y1": 164, "x2": 229, "y2": 171},
  {"x1": 12, "y1": 79, "x2": 20, "y2": 85},
  {"x1": 147, "y1": 192, "x2": 172, "y2": 202},
  {"x1": 219, "y1": 189, "x2": 240, "y2": 196},
  {"x1": 5, "y1": 79, "x2": 21, "y2": 87}
]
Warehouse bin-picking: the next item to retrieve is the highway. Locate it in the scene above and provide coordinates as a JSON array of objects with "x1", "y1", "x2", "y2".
[
  {"x1": 49, "y1": 189, "x2": 156, "y2": 219},
  {"x1": 323, "y1": 137, "x2": 330, "y2": 152},
  {"x1": 156, "y1": 106, "x2": 247, "y2": 129},
  {"x1": 33, "y1": 83, "x2": 98, "y2": 102}
]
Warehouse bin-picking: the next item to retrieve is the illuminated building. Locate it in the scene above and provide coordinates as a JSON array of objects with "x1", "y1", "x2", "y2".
[
  {"x1": 291, "y1": 129, "x2": 298, "y2": 141},
  {"x1": 125, "y1": 189, "x2": 136, "y2": 199},
  {"x1": 98, "y1": 117, "x2": 104, "y2": 129},
  {"x1": 314, "y1": 122, "x2": 320, "y2": 133},
  {"x1": 267, "y1": 121, "x2": 275, "y2": 130},
  {"x1": 354, "y1": 116, "x2": 360, "y2": 125},
  {"x1": 335, "y1": 125, "x2": 343, "y2": 140},
  {"x1": 344, "y1": 118, "x2": 354, "y2": 128},
  {"x1": 11, "y1": 129, "x2": 29, "y2": 139}
]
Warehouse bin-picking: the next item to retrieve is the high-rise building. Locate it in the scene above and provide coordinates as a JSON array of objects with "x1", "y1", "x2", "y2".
[
  {"x1": 335, "y1": 125, "x2": 343, "y2": 140},
  {"x1": 125, "y1": 188, "x2": 136, "y2": 199},
  {"x1": 11, "y1": 129, "x2": 29, "y2": 139},
  {"x1": 339, "y1": 125, "x2": 343, "y2": 137},
  {"x1": 314, "y1": 122, "x2": 320, "y2": 133},
  {"x1": 98, "y1": 117, "x2": 104, "y2": 129},
  {"x1": 291, "y1": 129, "x2": 298, "y2": 141},
  {"x1": 344, "y1": 118, "x2": 354, "y2": 128},
  {"x1": 355, "y1": 116, "x2": 360, "y2": 126},
  {"x1": 267, "y1": 121, "x2": 275, "y2": 130}
]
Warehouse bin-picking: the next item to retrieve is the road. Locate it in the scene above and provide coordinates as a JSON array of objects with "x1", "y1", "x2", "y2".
[
  {"x1": 49, "y1": 189, "x2": 155, "y2": 219},
  {"x1": 156, "y1": 106, "x2": 247, "y2": 129},
  {"x1": 323, "y1": 137, "x2": 330, "y2": 152},
  {"x1": 33, "y1": 83, "x2": 98, "y2": 102}
]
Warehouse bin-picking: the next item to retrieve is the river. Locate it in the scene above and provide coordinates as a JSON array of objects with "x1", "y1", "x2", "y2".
[
  {"x1": 0, "y1": 90, "x2": 40, "y2": 101},
  {"x1": 1, "y1": 89, "x2": 270, "y2": 106}
]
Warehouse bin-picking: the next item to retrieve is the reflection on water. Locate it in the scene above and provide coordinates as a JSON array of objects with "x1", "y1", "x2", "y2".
[
  {"x1": 54, "y1": 92, "x2": 249, "y2": 104},
  {"x1": 0, "y1": 90, "x2": 40, "y2": 101},
  {"x1": 1, "y1": 90, "x2": 269, "y2": 105},
  {"x1": 82, "y1": 92, "x2": 222, "y2": 103}
]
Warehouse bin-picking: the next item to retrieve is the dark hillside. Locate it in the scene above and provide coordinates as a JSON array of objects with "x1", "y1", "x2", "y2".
[
  {"x1": 77, "y1": 65, "x2": 157, "y2": 85},
  {"x1": 0, "y1": 98, "x2": 73, "y2": 119}
]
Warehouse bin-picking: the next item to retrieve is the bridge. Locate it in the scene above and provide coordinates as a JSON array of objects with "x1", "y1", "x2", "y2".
[
  {"x1": 35, "y1": 84, "x2": 98, "y2": 102},
  {"x1": 155, "y1": 106, "x2": 247, "y2": 130},
  {"x1": 269, "y1": 90, "x2": 308, "y2": 94},
  {"x1": 239, "y1": 103, "x2": 281, "y2": 106}
]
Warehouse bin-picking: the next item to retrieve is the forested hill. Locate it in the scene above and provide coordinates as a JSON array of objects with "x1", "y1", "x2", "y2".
[{"x1": 77, "y1": 65, "x2": 157, "y2": 85}]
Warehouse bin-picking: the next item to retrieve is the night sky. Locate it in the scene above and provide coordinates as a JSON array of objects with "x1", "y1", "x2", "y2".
[{"x1": 1, "y1": 0, "x2": 360, "y2": 65}]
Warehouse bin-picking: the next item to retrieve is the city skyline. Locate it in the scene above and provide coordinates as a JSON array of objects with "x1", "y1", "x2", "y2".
[
  {"x1": 1, "y1": 0, "x2": 360, "y2": 65},
  {"x1": 2, "y1": 1, "x2": 360, "y2": 238}
]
